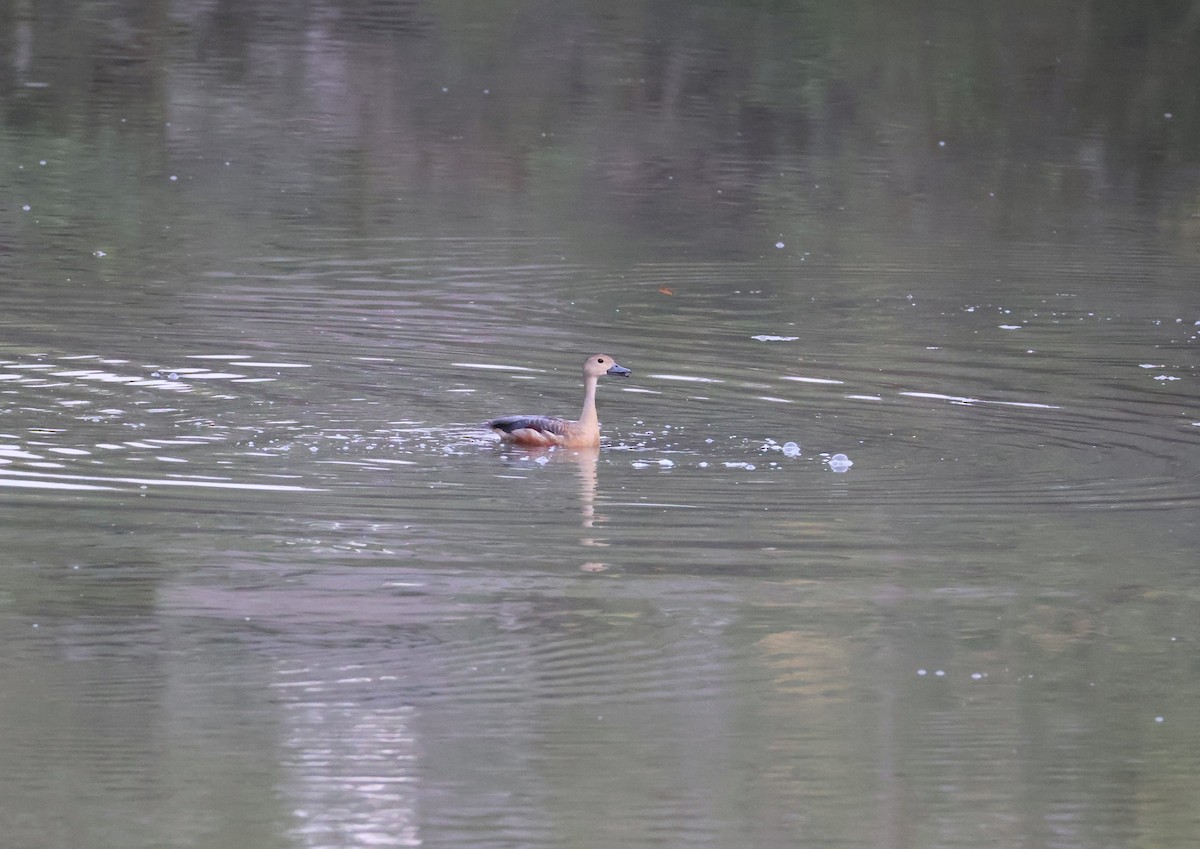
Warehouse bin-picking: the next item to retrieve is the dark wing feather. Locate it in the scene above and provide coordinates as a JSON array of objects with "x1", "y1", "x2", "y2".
[{"x1": 485, "y1": 415, "x2": 572, "y2": 436}]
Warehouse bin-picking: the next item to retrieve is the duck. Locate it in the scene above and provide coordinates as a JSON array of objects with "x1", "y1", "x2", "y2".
[{"x1": 485, "y1": 354, "x2": 631, "y2": 448}]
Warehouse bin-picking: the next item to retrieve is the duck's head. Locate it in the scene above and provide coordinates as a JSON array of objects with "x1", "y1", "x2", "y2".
[{"x1": 584, "y1": 354, "x2": 631, "y2": 379}]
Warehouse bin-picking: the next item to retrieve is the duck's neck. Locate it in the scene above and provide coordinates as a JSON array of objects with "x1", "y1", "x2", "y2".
[{"x1": 578, "y1": 374, "x2": 600, "y2": 432}]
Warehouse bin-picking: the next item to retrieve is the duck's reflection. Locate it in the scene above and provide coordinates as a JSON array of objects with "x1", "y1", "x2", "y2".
[
  {"x1": 571, "y1": 447, "x2": 605, "y2": 541},
  {"x1": 496, "y1": 445, "x2": 611, "y2": 565}
]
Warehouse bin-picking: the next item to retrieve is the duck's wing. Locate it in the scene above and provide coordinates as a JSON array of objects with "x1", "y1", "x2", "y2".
[{"x1": 485, "y1": 414, "x2": 572, "y2": 438}]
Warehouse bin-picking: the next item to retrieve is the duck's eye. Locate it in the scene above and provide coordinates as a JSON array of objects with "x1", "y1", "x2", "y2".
[{"x1": 598, "y1": 357, "x2": 606, "y2": 363}]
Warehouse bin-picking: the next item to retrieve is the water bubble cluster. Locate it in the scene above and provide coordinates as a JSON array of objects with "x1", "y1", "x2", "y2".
[
  {"x1": 828, "y1": 453, "x2": 853, "y2": 473},
  {"x1": 631, "y1": 458, "x2": 675, "y2": 470}
]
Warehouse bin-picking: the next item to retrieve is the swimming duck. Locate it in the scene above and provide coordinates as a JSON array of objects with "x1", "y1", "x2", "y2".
[{"x1": 485, "y1": 354, "x2": 631, "y2": 448}]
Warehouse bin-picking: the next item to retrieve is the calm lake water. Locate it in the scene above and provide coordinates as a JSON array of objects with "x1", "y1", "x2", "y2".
[{"x1": 2, "y1": 2, "x2": 1199, "y2": 847}]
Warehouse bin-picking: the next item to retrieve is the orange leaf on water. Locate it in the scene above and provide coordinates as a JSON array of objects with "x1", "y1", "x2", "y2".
[{"x1": 658, "y1": 286, "x2": 674, "y2": 295}]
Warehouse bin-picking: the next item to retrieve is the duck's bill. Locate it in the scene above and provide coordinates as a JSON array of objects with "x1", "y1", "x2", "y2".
[{"x1": 606, "y1": 363, "x2": 632, "y2": 377}]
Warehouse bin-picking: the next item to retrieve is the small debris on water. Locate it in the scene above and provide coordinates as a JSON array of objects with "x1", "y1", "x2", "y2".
[{"x1": 631, "y1": 458, "x2": 675, "y2": 470}]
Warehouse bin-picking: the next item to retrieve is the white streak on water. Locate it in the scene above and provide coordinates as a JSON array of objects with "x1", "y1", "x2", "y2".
[
  {"x1": 781, "y1": 376, "x2": 845, "y2": 385},
  {"x1": 452, "y1": 362, "x2": 545, "y2": 372},
  {"x1": 0, "y1": 478, "x2": 116, "y2": 491},
  {"x1": 0, "y1": 448, "x2": 43, "y2": 460},
  {"x1": 900, "y1": 391, "x2": 1059, "y2": 410},
  {"x1": 126, "y1": 379, "x2": 190, "y2": 389},
  {"x1": 605, "y1": 501, "x2": 702, "y2": 509},
  {"x1": 316, "y1": 459, "x2": 419, "y2": 467},
  {"x1": 647, "y1": 373, "x2": 723, "y2": 383},
  {"x1": 0, "y1": 468, "x2": 324, "y2": 492}
]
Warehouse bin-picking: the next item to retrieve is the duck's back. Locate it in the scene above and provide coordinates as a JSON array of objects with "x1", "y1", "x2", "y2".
[{"x1": 486, "y1": 414, "x2": 576, "y2": 446}]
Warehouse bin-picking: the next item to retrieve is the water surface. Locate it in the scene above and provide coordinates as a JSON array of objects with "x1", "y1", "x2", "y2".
[{"x1": 1, "y1": 2, "x2": 1199, "y2": 848}]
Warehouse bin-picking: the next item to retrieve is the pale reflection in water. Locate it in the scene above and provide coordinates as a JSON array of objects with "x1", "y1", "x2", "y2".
[
  {"x1": 493, "y1": 444, "x2": 612, "y2": 564},
  {"x1": 278, "y1": 686, "x2": 421, "y2": 848}
]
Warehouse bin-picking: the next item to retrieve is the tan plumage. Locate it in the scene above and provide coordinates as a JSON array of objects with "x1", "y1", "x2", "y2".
[{"x1": 485, "y1": 354, "x2": 631, "y2": 448}]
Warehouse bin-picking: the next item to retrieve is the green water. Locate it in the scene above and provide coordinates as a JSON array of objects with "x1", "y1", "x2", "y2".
[{"x1": 1, "y1": 2, "x2": 1198, "y2": 847}]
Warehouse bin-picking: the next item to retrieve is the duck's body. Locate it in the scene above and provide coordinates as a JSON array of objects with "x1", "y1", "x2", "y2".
[{"x1": 486, "y1": 354, "x2": 631, "y2": 448}]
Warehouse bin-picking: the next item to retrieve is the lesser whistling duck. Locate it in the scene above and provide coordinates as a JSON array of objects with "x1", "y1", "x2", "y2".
[{"x1": 485, "y1": 354, "x2": 631, "y2": 448}]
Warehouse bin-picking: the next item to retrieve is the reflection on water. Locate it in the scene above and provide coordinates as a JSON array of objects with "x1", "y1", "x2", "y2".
[
  {"x1": 1, "y1": 271, "x2": 1198, "y2": 846},
  {"x1": 2, "y1": 1, "x2": 1200, "y2": 847}
]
